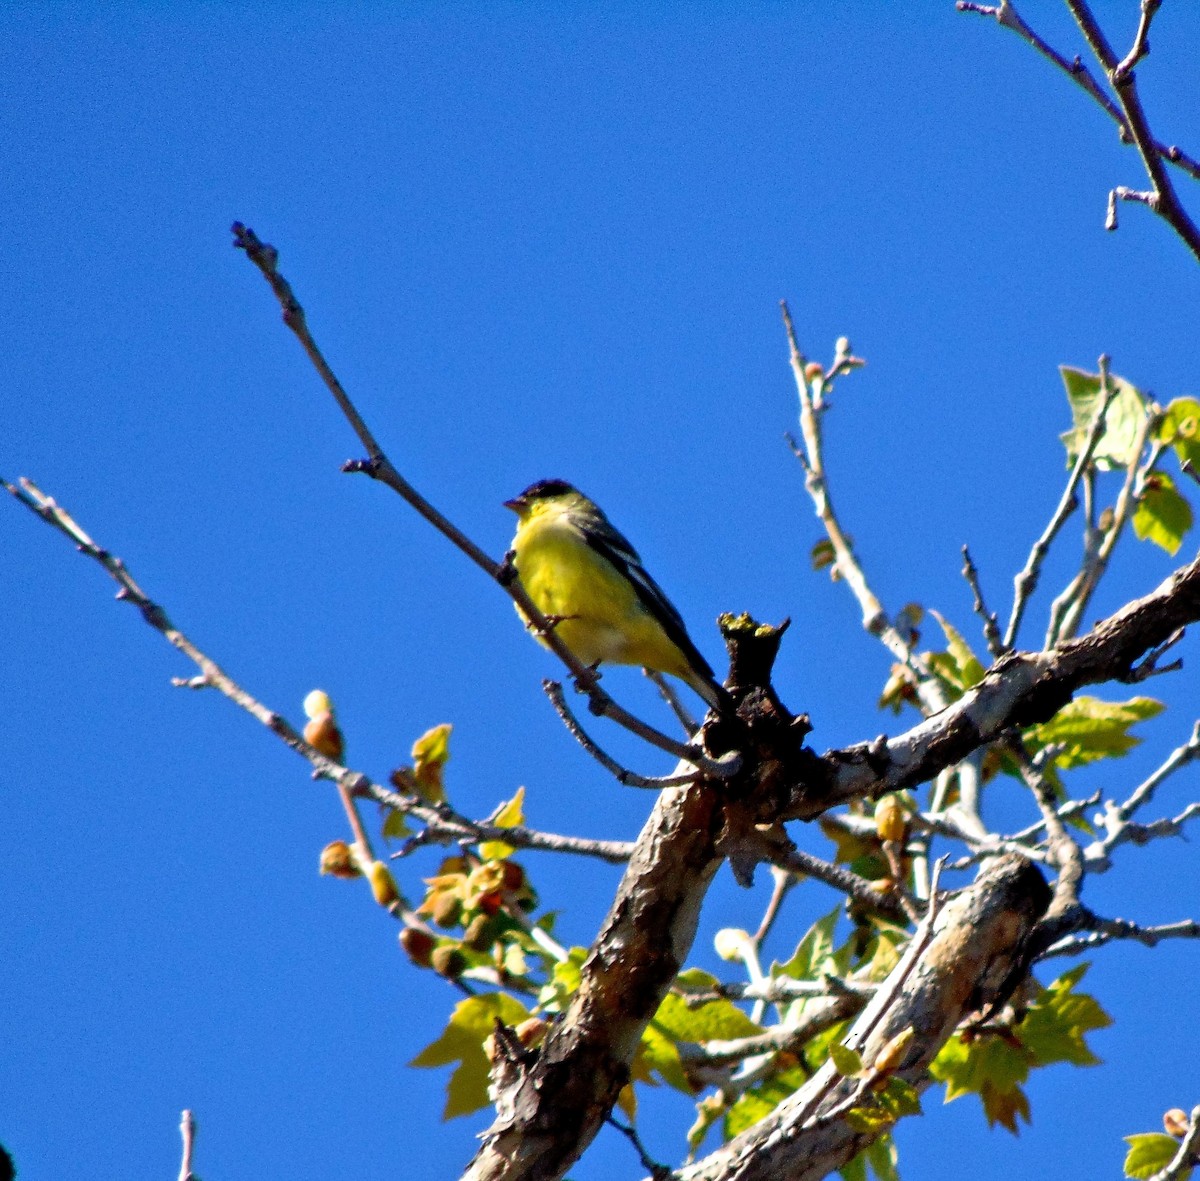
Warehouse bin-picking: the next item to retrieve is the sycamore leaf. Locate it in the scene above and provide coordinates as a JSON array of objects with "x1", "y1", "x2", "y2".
[
  {"x1": 382, "y1": 808, "x2": 410, "y2": 839},
  {"x1": 774, "y1": 905, "x2": 847, "y2": 983},
  {"x1": 830, "y1": 1042, "x2": 865, "y2": 1077},
  {"x1": 929, "y1": 1032, "x2": 1031, "y2": 1104},
  {"x1": 410, "y1": 993, "x2": 531, "y2": 1119},
  {"x1": 981, "y1": 1079, "x2": 1031, "y2": 1134},
  {"x1": 1018, "y1": 963, "x2": 1112, "y2": 1068},
  {"x1": 845, "y1": 1104, "x2": 894, "y2": 1135},
  {"x1": 655, "y1": 971, "x2": 763, "y2": 1045},
  {"x1": 1124, "y1": 1133, "x2": 1188, "y2": 1180},
  {"x1": 724, "y1": 1065, "x2": 809, "y2": 1139},
  {"x1": 1026, "y1": 696, "x2": 1164, "y2": 770},
  {"x1": 866, "y1": 1134, "x2": 901, "y2": 1181},
  {"x1": 929, "y1": 611, "x2": 986, "y2": 692},
  {"x1": 639, "y1": 1020, "x2": 691, "y2": 1094},
  {"x1": 1134, "y1": 471, "x2": 1193, "y2": 556},
  {"x1": 1157, "y1": 396, "x2": 1200, "y2": 470},
  {"x1": 480, "y1": 786, "x2": 526, "y2": 860},
  {"x1": 411, "y1": 723, "x2": 453, "y2": 803},
  {"x1": 1060, "y1": 366, "x2": 1147, "y2": 471}
]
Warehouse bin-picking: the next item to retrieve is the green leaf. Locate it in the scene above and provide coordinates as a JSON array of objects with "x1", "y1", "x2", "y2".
[
  {"x1": 536, "y1": 946, "x2": 587, "y2": 1014},
  {"x1": 655, "y1": 972, "x2": 763, "y2": 1044},
  {"x1": 929, "y1": 1032, "x2": 1031, "y2": 1103},
  {"x1": 845, "y1": 1103, "x2": 894, "y2": 1134},
  {"x1": 981, "y1": 1079, "x2": 1031, "y2": 1134},
  {"x1": 1018, "y1": 963, "x2": 1112, "y2": 1068},
  {"x1": 1026, "y1": 696, "x2": 1164, "y2": 770},
  {"x1": 382, "y1": 808, "x2": 410, "y2": 839},
  {"x1": 724, "y1": 1065, "x2": 809, "y2": 1138},
  {"x1": 1157, "y1": 396, "x2": 1200, "y2": 469},
  {"x1": 839, "y1": 1150, "x2": 869, "y2": 1181},
  {"x1": 1060, "y1": 366, "x2": 1147, "y2": 471},
  {"x1": 774, "y1": 905, "x2": 848, "y2": 983},
  {"x1": 830, "y1": 1041, "x2": 865, "y2": 1077},
  {"x1": 929, "y1": 611, "x2": 986, "y2": 691},
  {"x1": 876, "y1": 1076, "x2": 922, "y2": 1119},
  {"x1": 1134, "y1": 471, "x2": 1193, "y2": 556},
  {"x1": 866, "y1": 1133, "x2": 901, "y2": 1181},
  {"x1": 1123, "y1": 1133, "x2": 1186, "y2": 1180},
  {"x1": 480, "y1": 785, "x2": 525, "y2": 860},
  {"x1": 639, "y1": 1019, "x2": 691, "y2": 1093},
  {"x1": 410, "y1": 993, "x2": 531, "y2": 1119}
]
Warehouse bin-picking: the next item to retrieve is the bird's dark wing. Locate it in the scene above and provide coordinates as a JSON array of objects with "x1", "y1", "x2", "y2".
[{"x1": 574, "y1": 508, "x2": 717, "y2": 684}]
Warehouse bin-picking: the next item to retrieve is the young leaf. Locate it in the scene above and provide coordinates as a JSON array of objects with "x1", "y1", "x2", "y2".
[
  {"x1": 411, "y1": 723, "x2": 453, "y2": 803},
  {"x1": 1019, "y1": 963, "x2": 1112, "y2": 1068},
  {"x1": 410, "y1": 993, "x2": 531, "y2": 1119},
  {"x1": 1059, "y1": 366, "x2": 1147, "y2": 471},
  {"x1": 981, "y1": 1079, "x2": 1031, "y2": 1134},
  {"x1": 866, "y1": 1133, "x2": 901, "y2": 1181},
  {"x1": 1026, "y1": 696, "x2": 1164, "y2": 770},
  {"x1": 774, "y1": 905, "x2": 846, "y2": 982},
  {"x1": 480, "y1": 786, "x2": 526, "y2": 860},
  {"x1": 1123, "y1": 1133, "x2": 1187, "y2": 1180},
  {"x1": 928, "y1": 611, "x2": 986, "y2": 692},
  {"x1": 724, "y1": 1064, "x2": 809, "y2": 1139},
  {"x1": 1157, "y1": 396, "x2": 1200, "y2": 470},
  {"x1": 1133, "y1": 471, "x2": 1193, "y2": 556},
  {"x1": 830, "y1": 1041, "x2": 865, "y2": 1077}
]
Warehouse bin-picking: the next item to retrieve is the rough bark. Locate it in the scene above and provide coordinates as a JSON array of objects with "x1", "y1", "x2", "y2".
[{"x1": 675, "y1": 855, "x2": 1051, "y2": 1181}]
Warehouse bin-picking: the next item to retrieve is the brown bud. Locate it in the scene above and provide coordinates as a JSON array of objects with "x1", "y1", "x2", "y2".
[
  {"x1": 515, "y1": 1017, "x2": 548, "y2": 1049},
  {"x1": 319, "y1": 840, "x2": 362, "y2": 879},
  {"x1": 399, "y1": 927, "x2": 436, "y2": 967},
  {"x1": 874, "y1": 794, "x2": 907, "y2": 844},
  {"x1": 804, "y1": 361, "x2": 825, "y2": 383},
  {"x1": 501, "y1": 860, "x2": 526, "y2": 891},
  {"x1": 871, "y1": 1027, "x2": 915, "y2": 1079},
  {"x1": 429, "y1": 891, "x2": 463, "y2": 929},
  {"x1": 367, "y1": 861, "x2": 400, "y2": 907},
  {"x1": 1164, "y1": 1108, "x2": 1190, "y2": 1138},
  {"x1": 463, "y1": 913, "x2": 497, "y2": 951},
  {"x1": 431, "y1": 945, "x2": 467, "y2": 979},
  {"x1": 303, "y1": 712, "x2": 345, "y2": 762}
]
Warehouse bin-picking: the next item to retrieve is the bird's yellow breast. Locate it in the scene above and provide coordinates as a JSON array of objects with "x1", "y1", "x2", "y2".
[{"x1": 510, "y1": 508, "x2": 691, "y2": 678}]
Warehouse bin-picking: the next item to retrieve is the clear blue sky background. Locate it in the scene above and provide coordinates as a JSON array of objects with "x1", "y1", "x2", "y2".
[{"x1": 4, "y1": 4, "x2": 1200, "y2": 1179}]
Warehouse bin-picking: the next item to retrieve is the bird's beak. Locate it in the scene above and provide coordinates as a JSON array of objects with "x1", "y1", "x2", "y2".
[{"x1": 503, "y1": 496, "x2": 524, "y2": 513}]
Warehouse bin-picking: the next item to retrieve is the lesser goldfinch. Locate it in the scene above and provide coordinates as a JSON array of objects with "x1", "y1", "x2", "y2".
[{"x1": 504, "y1": 479, "x2": 726, "y2": 710}]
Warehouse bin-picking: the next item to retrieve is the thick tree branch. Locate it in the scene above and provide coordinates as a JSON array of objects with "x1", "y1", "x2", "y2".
[{"x1": 675, "y1": 855, "x2": 1050, "y2": 1181}]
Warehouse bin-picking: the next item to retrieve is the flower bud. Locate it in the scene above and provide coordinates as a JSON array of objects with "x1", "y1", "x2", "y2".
[
  {"x1": 319, "y1": 839, "x2": 361, "y2": 879},
  {"x1": 368, "y1": 860, "x2": 400, "y2": 907},
  {"x1": 399, "y1": 927, "x2": 436, "y2": 967}
]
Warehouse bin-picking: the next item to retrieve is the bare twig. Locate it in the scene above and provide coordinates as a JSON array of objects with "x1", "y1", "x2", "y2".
[
  {"x1": 1039, "y1": 914, "x2": 1200, "y2": 959},
  {"x1": 646, "y1": 669, "x2": 700, "y2": 736},
  {"x1": 781, "y1": 302, "x2": 948, "y2": 717},
  {"x1": 1085, "y1": 801, "x2": 1200, "y2": 872},
  {"x1": 677, "y1": 976, "x2": 878, "y2": 1007},
  {"x1": 606, "y1": 1115, "x2": 671, "y2": 1181},
  {"x1": 542, "y1": 680, "x2": 707, "y2": 786},
  {"x1": 761, "y1": 842, "x2": 909, "y2": 920},
  {"x1": 957, "y1": 0, "x2": 1200, "y2": 183},
  {"x1": 1117, "y1": 720, "x2": 1200, "y2": 823},
  {"x1": 1047, "y1": 404, "x2": 1157, "y2": 646},
  {"x1": 231, "y1": 223, "x2": 738, "y2": 775},
  {"x1": 752, "y1": 866, "x2": 797, "y2": 949},
  {"x1": 1006, "y1": 356, "x2": 1117, "y2": 651},
  {"x1": 961, "y1": 546, "x2": 1003, "y2": 658},
  {"x1": 177, "y1": 1110, "x2": 197, "y2": 1181},
  {"x1": 1147, "y1": 1104, "x2": 1200, "y2": 1181},
  {"x1": 1063, "y1": 0, "x2": 1200, "y2": 262}
]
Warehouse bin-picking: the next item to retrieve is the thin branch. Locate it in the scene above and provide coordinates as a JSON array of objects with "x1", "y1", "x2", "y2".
[
  {"x1": 1038, "y1": 913, "x2": 1200, "y2": 959},
  {"x1": 1048, "y1": 404, "x2": 1157, "y2": 646},
  {"x1": 961, "y1": 545, "x2": 1004, "y2": 659},
  {"x1": 677, "y1": 976, "x2": 878, "y2": 1007},
  {"x1": 231, "y1": 223, "x2": 738, "y2": 776},
  {"x1": 177, "y1": 1110, "x2": 197, "y2": 1181},
  {"x1": 781, "y1": 302, "x2": 949, "y2": 717},
  {"x1": 1064, "y1": 0, "x2": 1200, "y2": 263},
  {"x1": 606, "y1": 1116, "x2": 671, "y2": 1181},
  {"x1": 646, "y1": 669, "x2": 700, "y2": 736},
  {"x1": 1005, "y1": 356, "x2": 1117, "y2": 651},
  {"x1": 1085, "y1": 801, "x2": 1200, "y2": 871},
  {"x1": 1148, "y1": 1104, "x2": 1200, "y2": 1181},
  {"x1": 542, "y1": 680, "x2": 707, "y2": 786},
  {"x1": 957, "y1": 0, "x2": 1200, "y2": 182},
  {"x1": 751, "y1": 866, "x2": 797, "y2": 949},
  {"x1": 761, "y1": 842, "x2": 910, "y2": 920},
  {"x1": 1117, "y1": 719, "x2": 1200, "y2": 823}
]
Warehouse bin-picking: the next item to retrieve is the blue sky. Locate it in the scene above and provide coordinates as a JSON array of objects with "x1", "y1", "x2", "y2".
[{"x1": 4, "y1": 4, "x2": 1200, "y2": 1179}]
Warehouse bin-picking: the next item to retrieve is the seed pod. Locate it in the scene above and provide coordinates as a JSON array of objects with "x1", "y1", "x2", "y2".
[
  {"x1": 431, "y1": 945, "x2": 466, "y2": 979},
  {"x1": 368, "y1": 861, "x2": 400, "y2": 907},
  {"x1": 319, "y1": 840, "x2": 361, "y2": 879},
  {"x1": 398, "y1": 927, "x2": 436, "y2": 967},
  {"x1": 874, "y1": 794, "x2": 907, "y2": 844}
]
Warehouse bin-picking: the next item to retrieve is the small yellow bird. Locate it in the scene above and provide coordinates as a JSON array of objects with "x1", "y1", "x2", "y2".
[{"x1": 503, "y1": 479, "x2": 726, "y2": 710}]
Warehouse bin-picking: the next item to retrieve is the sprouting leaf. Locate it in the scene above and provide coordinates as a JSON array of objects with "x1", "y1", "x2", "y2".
[
  {"x1": 1157, "y1": 396, "x2": 1200, "y2": 470},
  {"x1": 411, "y1": 723, "x2": 453, "y2": 803},
  {"x1": 1123, "y1": 1133, "x2": 1186, "y2": 1180},
  {"x1": 865, "y1": 1133, "x2": 901, "y2": 1181},
  {"x1": 536, "y1": 946, "x2": 587, "y2": 1014},
  {"x1": 830, "y1": 1041, "x2": 865, "y2": 1077},
  {"x1": 1059, "y1": 366, "x2": 1147, "y2": 471},
  {"x1": 929, "y1": 1030, "x2": 1031, "y2": 1105},
  {"x1": 1133, "y1": 471, "x2": 1193, "y2": 556},
  {"x1": 1026, "y1": 696, "x2": 1164, "y2": 770},
  {"x1": 410, "y1": 993, "x2": 531, "y2": 1119},
  {"x1": 1019, "y1": 964, "x2": 1112, "y2": 1068},
  {"x1": 812, "y1": 537, "x2": 837, "y2": 572},
  {"x1": 929, "y1": 611, "x2": 986, "y2": 691},
  {"x1": 774, "y1": 905, "x2": 846, "y2": 982},
  {"x1": 382, "y1": 808, "x2": 410, "y2": 839},
  {"x1": 724, "y1": 1064, "x2": 809, "y2": 1138},
  {"x1": 981, "y1": 1079, "x2": 1031, "y2": 1134},
  {"x1": 480, "y1": 786, "x2": 526, "y2": 860}
]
